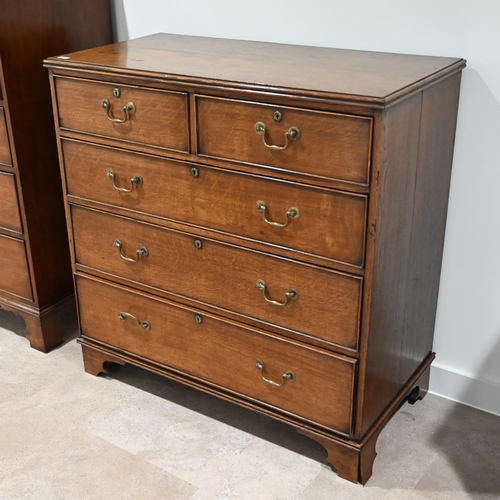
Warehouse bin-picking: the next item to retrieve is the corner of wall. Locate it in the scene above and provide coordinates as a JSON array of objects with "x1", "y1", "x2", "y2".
[{"x1": 429, "y1": 363, "x2": 500, "y2": 417}]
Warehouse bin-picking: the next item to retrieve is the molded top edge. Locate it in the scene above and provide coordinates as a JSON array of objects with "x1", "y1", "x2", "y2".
[{"x1": 44, "y1": 33, "x2": 466, "y2": 104}]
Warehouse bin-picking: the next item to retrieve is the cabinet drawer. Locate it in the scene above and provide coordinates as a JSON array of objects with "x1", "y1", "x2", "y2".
[
  {"x1": 72, "y1": 206, "x2": 362, "y2": 350},
  {"x1": 77, "y1": 275, "x2": 356, "y2": 434},
  {"x1": 63, "y1": 140, "x2": 367, "y2": 268},
  {"x1": 197, "y1": 96, "x2": 372, "y2": 186},
  {"x1": 54, "y1": 77, "x2": 189, "y2": 152},
  {"x1": 0, "y1": 108, "x2": 12, "y2": 167},
  {"x1": 0, "y1": 171, "x2": 22, "y2": 233},
  {"x1": 0, "y1": 234, "x2": 32, "y2": 300}
]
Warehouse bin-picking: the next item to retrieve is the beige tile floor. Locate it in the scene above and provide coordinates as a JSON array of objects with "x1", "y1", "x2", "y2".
[{"x1": 1, "y1": 307, "x2": 499, "y2": 500}]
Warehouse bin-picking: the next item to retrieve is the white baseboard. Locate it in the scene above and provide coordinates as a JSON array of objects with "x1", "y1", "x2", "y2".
[{"x1": 429, "y1": 364, "x2": 500, "y2": 417}]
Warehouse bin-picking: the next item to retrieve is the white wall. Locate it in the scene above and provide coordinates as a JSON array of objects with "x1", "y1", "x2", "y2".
[{"x1": 111, "y1": 0, "x2": 500, "y2": 416}]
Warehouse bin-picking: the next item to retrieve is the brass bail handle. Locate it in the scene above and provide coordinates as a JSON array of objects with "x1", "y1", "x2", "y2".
[
  {"x1": 113, "y1": 239, "x2": 148, "y2": 263},
  {"x1": 101, "y1": 98, "x2": 136, "y2": 123},
  {"x1": 254, "y1": 359, "x2": 295, "y2": 387},
  {"x1": 256, "y1": 279, "x2": 298, "y2": 307},
  {"x1": 117, "y1": 311, "x2": 150, "y2": 330},
  {"x1": 107, "y1": 169, "x2": 143, "y2": 193},
  {"x1": 256, "y1": 200, "x2": 300, "y2": 228},
  {"x1": 254, "y1": 121, "x2": 301, "y2": 150}
]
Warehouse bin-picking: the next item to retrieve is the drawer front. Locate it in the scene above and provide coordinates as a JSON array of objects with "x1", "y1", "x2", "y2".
[
  {"x1": 77, "y1": 275, "x2": 356, "y2": 434},
  {"x1": 63, "y1": 140, "x2": 367, "y2": 268},
  {"x1": 0, "y1": 172, "x2": 22, "y2": 233},
  {"x1": 54, "y1": 77, "x2": 189, "y2": 152},
  {"x1": 72, "y1": 206, "x2": 362, "y2": 350},
  {"x1": 0, "y1": 234, "x2": 32, "y2": 300},
  {"x1": 197, "y1": 96, "x2": 372, "y2": 186},
  {"x1": 0, "y1": 107, "x2": 12, "y2": 167}
]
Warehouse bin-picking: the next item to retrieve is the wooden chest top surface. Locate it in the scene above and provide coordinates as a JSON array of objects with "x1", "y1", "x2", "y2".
[{"x1": 45, "y1": 33, "x2": 465, "y2": 103}]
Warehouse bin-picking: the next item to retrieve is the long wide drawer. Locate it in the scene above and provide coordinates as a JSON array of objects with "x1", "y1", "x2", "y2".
[
  {"x1": 0, "y1": 171, "x2": 22, "y2": 233},
  {"x1": 0, "y1": 234, "x2": 32, "y2": 300},
  {"x1": 63, "y1": 140, "x2": 367, "y2": 268},
  {"x1": 71, "y1": 206, "x2": 362, "y2": 350},
  {"x1": 54, "y1": 77, "x2": 189, "y2": 153},
  {"x1": 0, "y1": 107, "x2": 12, "y2": 167},
  {"x1": 77, "y1": 275, "x2": 356, "y2": 434},
  {"x1": 196, "y1": 96, "x2": 372, "y2": 186}
]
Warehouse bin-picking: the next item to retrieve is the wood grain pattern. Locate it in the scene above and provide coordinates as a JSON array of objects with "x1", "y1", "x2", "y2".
[
  {"x1": 0, "y1": 234, "x2": 32, "y2": 300},
  {"x1": 197, "y1": 96, "x2": 372, "y2": 186},
  {"x1": 71, "y1": 205, "x2": 362, "y2": 350},
  {"x1": 359, "y1": 92, "x2": 423, "y2": 437},
  {"x1": 0, "y1": 171, "x2": 21, "y2": 232},
  {"x1": 357, "y1": 73, "x2": 463, "y2": 439},
  {"x1": 47, "y1": 34, "x2": 465, "y2": 482},
  {"x1": 55, "y1": 76, "x2": 189, "y2": 153},
  {"x1": 45, "y1": 33, "x2": 464, "y2": 104},
  {"x1": 77, "y1": 275, "x2": 356, "y2": 434},
  {"x1": 0, "y1": 108, "x2": 11, "y2": 166},
  {"x1": 399, "y1": 74, "x2": 462, "y2": 384},
  {"x1": 62, "y1": 140, "x2": 367, "y2": 268}
]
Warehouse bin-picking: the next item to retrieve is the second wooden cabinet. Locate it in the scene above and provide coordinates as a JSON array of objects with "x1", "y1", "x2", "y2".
[{"x1": 0, "y1": 1, "x2": 113, "y2": 351}]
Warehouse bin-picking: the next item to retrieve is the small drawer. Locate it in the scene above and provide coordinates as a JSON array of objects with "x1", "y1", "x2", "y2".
[
  {"x1": 0, "y1": 107, "x2": 12, "y2": 167},
  {"x1": 77, "y1": 275, "x2": 356, "y2": 434},
  {"x1": 54, "y1": 77, "x2": 189, "y2": 152},
  {"x1": 71, "y1": 206, "x2": 362, "y2": 351},
  {"x1": 0, "y1": 171, "x2": 22, "y2": 233},
  {"x1": 197, "y1": 96, "x2": 372, "y2": 186},
  {"x1": 0, "y1": 234, "x2": 32, "y2": 300},
  {"x1": 63, "y1": 140, "x2": 367, "y2": 268}
]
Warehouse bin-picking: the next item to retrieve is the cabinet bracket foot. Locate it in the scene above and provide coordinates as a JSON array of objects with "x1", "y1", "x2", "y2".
[{"x1": 81, "y1": 345, "x2": 126, "y2": 376}]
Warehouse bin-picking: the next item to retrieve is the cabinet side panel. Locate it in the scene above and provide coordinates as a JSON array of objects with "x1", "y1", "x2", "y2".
[
  {"x1": 360, "y1": 74, "x2": 462, "y2": 437},
  {"x1": 360, "y1": 92, "x2": 422, "y2": 437},
  {"x1": 400, "y1": 73, "x2": 462, "y2": 381}
]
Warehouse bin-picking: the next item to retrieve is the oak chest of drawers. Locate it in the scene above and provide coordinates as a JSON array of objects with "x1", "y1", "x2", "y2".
[
  {"x1": 0, "y1": 2, "x2": 112, "y2": 352},
  {"x1": 45, "y1": 34, "x2": 465, "y2": 483}
]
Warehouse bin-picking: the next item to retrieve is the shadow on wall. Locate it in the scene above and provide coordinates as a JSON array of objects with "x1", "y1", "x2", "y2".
[
  {"x1": 420, "y1": 335, "x2": 500, "y2": 495},
  {"x1": 110, "y1": 0, "x2": 129, "y2": 42},
  {"x1": 452, "y1": 68, "x2": 500, "y2": 169},
  {"x1": 419, "y1": 67, "x2": 500, "y2": 495}
]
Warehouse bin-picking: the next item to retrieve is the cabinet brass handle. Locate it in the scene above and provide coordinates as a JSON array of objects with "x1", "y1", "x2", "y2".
[
  {"x1": 117, "y1": 311, "x2": 150, "y2": 330},
  {"x1": 107, "y1": 169, "x2": 143, "y2": 193},
  {"x1": 101, "y1": 98, "x2": 136, "y2": 123},
  {"x1": 254, "y1": 359, "x2": 295, "y2": 387},
  {"x1": 256, "y1": 279, "x2": 298, "y2": 306},
  {"x1": 113, "y1": 239, "x2": 148, "y2": 262},
  {"x1": 254, "y1": 121, "x2": 301, "y2": 150},
  {"x1": 256, "y1": 200, "x2": 300, "y2": 228}
]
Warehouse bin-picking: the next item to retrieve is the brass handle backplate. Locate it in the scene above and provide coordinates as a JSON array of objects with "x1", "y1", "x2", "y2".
[
  {"x1": 254, "y1": 121, "x2": 301, "y2": 150},
  {"x1": 254, "y1": 359, "x2": 295, "y2": 387},
  {"x1": 117, "y1": 311, "x2": 150, "y2": 330},
  {"x1": 113, "y1": 239, "x2": 148, "y2": 263},
  {"x1": 256, "y1": 279, "x2": 298, "y2": 307},
  {"x1": 101, "y1": 98, "x2": 136, "y2": 123},
  {"x1": 107, "y1": 169, "x2": 143, "y2": 193},
  {"x1": 256, "y1": 200, "x2": 300, "y2": 228}
]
